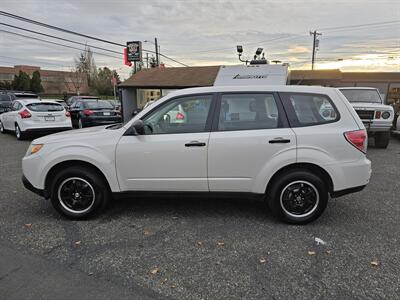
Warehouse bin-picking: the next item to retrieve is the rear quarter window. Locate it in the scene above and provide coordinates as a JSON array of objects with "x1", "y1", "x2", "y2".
[{"x1": 280, "y1": 92, "x2": 340, "y2": 127}]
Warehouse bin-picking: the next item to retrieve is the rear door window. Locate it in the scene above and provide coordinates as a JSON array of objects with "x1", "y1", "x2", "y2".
[
  {"x1": 280, "y1": 93, "x2": 339, "y2": 127},
  {"x1": 27, "y1": 103, "x2": 64, "y2": 112}
]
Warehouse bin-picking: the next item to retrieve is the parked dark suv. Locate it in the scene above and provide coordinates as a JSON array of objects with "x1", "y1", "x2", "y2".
[{"x1": 69, "y1": 99, "x2": 122, "y2": 128}]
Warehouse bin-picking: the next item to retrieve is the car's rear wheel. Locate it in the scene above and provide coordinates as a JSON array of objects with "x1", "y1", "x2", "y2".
[
  {"x1": 49, "y1": 166, "x2": 109, "y2": 219},
  {"x1": 0, "y1": 120, "x2": 5, "y2": 134},
  {"x1": 267, "y1": 170, "x2": 328, "y2": 224},
  {"x1": 78, "y1": 118, "x2": 84, "y2": 129},
  {"x1": 15, "y1": 124, "x2": 26, "y2": 140},
  {"x1": 375, "y1": 131, "x2": 390, "y2": 148}
]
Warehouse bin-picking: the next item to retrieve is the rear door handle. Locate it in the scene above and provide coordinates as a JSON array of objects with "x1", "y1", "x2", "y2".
[
  {"x1": 269, "y1": 138, "x2": 291, "y2": 144},
  {"x1": 185, "y1": 141, "x2": 206, "y2": 147}
]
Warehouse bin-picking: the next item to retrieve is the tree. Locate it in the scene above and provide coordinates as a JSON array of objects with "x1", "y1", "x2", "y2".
[
  {"x1": 12, "y1": 71, "x2": 31, "y2": 91},
  {"x1": 93, "y1": 67, "x2": 113, "y2": 96},
  {"x1": 74, "y1": 45, "x2": 97, "y2": 86},
  {"x1": 65, "y1": 67, "x2": 86, "y2": 96},
  {"x1": 30, "y1": 71, "x2": 44, "y2": 93},
  {"x1": 0, "y1": 81, "x2": 12, "y2": 90}
]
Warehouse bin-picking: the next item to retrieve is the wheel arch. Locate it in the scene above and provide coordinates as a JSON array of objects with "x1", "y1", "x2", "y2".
[
  {"x1": 265, "y1": 163, "x2": 334, "y2": 196},
  {"x1": 44, "y1": 160, "x2": 112, "y2": 197}
]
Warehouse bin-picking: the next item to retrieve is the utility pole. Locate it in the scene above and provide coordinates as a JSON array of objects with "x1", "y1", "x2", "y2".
[
  {"x1": 154, "y1": 37, "x2": 159, "y2": 67},
  {"x1": 146, "y1": 52, "x2": 149, "y2": 68},
  {"x1": 310, "y1": 30, "x2": 322, "y2": 70}
]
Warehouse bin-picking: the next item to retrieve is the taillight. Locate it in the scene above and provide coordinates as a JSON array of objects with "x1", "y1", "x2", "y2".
[
  {"x1": 83, "y1": 109, "x2": 94, "y2": 116},
  {"x1": 19, "y1": 109, "x2": 31, "y2": 119},
  {"x1": 65, "y1": 111, "x2": 71, "y2": 117},
  {"x1": 375, "y1": 111, "x2": 381, "y2": 119},
  {"x1": 176, "y1": 112, "x2": 185, "y2": 120},
  {"x1": 344, "y1": 130, "x2": 367, "y2": 153}
]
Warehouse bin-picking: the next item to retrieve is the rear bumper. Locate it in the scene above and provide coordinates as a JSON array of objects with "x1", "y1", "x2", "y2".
[
  {"x1": 22, "y1": 175, "x2": 48, "y2": 198},
  {"x1": 82, "y1": 117, "x2": 122, "y2": 126},
  {"x1": 325, "y1": 157, "x2": 371, "y2": 192},
  {"x1": 24, "y1": 127, "x2": 72, "y2": 133}
]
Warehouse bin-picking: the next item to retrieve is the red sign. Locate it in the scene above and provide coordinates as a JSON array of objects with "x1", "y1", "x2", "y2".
[{"x1": 124, "y1": 48, "x2": 132, "y2": 67}]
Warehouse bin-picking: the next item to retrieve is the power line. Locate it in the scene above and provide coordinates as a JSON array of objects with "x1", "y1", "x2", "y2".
[
  {"x1": 0, "y1": 29, "x2": 122, "y2": 59},
  {"x1": 0, "y1": 10, "x2": 189, "y2": 67},
  {"x1": 319, "y1": 20, "x2": 400, "y2": 32},
  {"x1": 0, "y1": 22, "x2": 122, "y2": 55}
]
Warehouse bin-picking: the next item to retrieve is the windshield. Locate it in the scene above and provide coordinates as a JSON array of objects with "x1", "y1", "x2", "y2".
[
  {"x1": 340, "y1": 89, "x2": 382, "y2": 104},
  {"x1": 27, "y1": 103, "x2": 64, "y2": 112},
  {"x1": 84, "y1": 100, "x2": 113, "y2": 109}
]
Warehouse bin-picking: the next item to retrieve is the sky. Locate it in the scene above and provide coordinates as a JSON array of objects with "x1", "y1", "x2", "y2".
[{"x1": 1, "y1": 0, "x2": 399, "y2": 79}]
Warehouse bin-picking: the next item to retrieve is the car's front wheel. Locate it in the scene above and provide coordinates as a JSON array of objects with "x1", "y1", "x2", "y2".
[
  {"x1": 267, "y1": 170, "x2": 328, "y2": 224},
  {"x1": 49, "y1": 166, "x2": 109, "y2": 219}
]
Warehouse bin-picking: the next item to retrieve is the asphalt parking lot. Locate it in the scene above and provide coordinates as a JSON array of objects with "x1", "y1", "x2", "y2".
[{"x1": 0, "y1": 132, "x2": 399, "y2": 300}]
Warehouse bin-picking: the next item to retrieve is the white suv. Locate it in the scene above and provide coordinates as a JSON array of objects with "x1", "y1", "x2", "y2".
[{"x1": 22, "y1": 86, "x2": 371, "y2": 224}]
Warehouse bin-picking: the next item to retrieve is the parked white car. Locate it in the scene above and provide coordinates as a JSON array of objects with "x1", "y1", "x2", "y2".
[
  {"x1": 339, "y1": 87, "x2": 394, "y2": 148},
  {"x1": 0, "y1": 99, "x2": 72, "y2": 140},
  {"x1": 22, "y1": 86, "x2": 371, "y2": 224}
]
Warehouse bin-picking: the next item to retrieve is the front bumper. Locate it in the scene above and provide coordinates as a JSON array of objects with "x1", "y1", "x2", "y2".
[
  {"x1": 362, "y1": 120, "x2": 393, "y2": 132},
  {"x1": 22, "y1": 175, "x2": 48, "y2": 198}
]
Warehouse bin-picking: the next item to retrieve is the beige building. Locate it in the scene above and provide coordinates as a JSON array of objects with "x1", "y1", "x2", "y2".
[{"x1": 0, "y1": 65, "x2": 89, "y2": 95}]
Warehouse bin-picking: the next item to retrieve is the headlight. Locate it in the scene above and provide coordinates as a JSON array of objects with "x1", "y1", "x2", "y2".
[
  {"x1": 382, "y1": 111, "x2": 390, "y2": 119},
  {"x1": 26, "y1": 144, "x2": 43, "y2": 156}
]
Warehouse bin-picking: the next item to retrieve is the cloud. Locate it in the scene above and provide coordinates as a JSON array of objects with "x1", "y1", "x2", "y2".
[{"x1": 1, "y1": 0, "x2": 399, "y2": 79}]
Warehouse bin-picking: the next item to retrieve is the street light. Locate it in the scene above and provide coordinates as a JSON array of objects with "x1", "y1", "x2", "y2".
[
  {"x1": 237, "y1": 45, "x2": 249, "y2": 64},
  {"x1": 255, "y1": 48, "x2": 263, "y2": 56}
]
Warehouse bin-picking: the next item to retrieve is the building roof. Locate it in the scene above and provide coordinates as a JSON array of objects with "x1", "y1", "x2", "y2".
[
  {"x1": 119, "y1": 66, "x2": 220, "y2": 88},
  {"x1": 120, "y1": 66, "x2": 400, "y2": 89}
]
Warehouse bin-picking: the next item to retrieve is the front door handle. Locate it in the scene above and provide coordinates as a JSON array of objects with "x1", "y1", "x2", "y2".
[
  {"x1": 269, "y1": 138, "x2": 291, "y2": 144},
  {"x1": 185, "y1": 141, "x2": 206, "y2": 147}
]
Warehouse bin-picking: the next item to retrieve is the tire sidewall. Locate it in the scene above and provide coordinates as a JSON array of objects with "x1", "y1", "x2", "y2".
[
  {"x1": 15, "y1": 124, "x2": 22, "y2": 140},
  {"x1": 268, "y1": 170, "x2": 328, "y2": 224},
  {"x1": 50, "y1": 167, "x2": 108, "y2": 219}
]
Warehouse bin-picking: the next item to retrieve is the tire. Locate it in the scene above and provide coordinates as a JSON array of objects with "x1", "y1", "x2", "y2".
[
  {"x1": 374, "y1": 131, "x2": 390, "y2": 148},
  {"x1": 0, "y1": 120, "x2": 5, "y2": 134},
  {"x1": 78, "y1": 118, "x2": 84, "y2": 129},
  {"x1": 15, "y1": 123, "x2": 26, "y2": 140},
  {"x1": 267, "y1": 170, "x2": 328, "y2": 224},
  {"x1": 49, "y1": 166, "x2": 109, "y2": 219}
]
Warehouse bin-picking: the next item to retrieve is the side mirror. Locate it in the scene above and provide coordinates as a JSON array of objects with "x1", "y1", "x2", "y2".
[{"x1": 132, "y1": 119, "x2": 145, "y2": 135}]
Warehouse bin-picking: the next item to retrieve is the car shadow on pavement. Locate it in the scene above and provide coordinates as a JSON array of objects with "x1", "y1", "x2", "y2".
[{"x1": 102, "y1": 194, "x2": 275, "y2": 223}]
